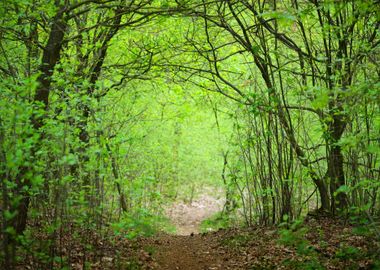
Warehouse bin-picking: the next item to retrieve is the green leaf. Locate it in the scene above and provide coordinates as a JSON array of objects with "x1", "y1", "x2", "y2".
[
  {"x1": 4, "y1": 210, "x2": 18, "y2": 221},
  {"x1": 261, "y1": 11, "x2": 296, "y2": 25},
  {"x1": 335, "y1": 185, "x2": 350, "y2": 195},
  {"x1": 311, "y1": 92, "x2": 329, "y2": 109},
  {"x1": 5, "y1": 226, "x2": 16, "y2": 236},
  {"x1": 367, "y1": 145, "x2": 380, "y2": 155}
]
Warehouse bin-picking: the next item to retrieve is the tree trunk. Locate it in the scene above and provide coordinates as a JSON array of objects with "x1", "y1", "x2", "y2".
[
  {"x1": 327, "y1": 112, "x2": 349, "y2": 213},
  {"x1": 13, "y1": 9, "x2": 67, "y2": 235}
]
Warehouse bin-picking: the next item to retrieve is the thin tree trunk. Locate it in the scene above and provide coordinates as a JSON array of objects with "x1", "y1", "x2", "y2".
[{"x1": 105, "y1": 143, "x2": 128, "y2": 212}]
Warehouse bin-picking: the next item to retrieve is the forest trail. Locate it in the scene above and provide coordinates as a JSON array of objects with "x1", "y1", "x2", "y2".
[
  {"x1": 165, "y1": 192, "x2": 225, "y2": 235},
  {"x1": 145, "y1": 192, "x2": 228, "y2": 269},
  {"x1": 151, "y1": 233, "x2": 226, "y2": 270},
  {"x1": 133, "y1": 218, "x2": 377, "y2": 270}
]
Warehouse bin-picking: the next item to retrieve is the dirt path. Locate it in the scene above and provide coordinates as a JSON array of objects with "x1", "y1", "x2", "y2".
[
  {"x1": 130, "y1": 192, "x2": 378, "y2": 270},
  {"x1": 151, "y1": 234, "x2": 226, "y2": 270},
  {"x1": 133, "y1": 218, "x2": 377, "y2": 270},
  {"x1": 165, "y1": 192, "x2": 225, "y2": 235},
  {"x1": 145, "y1": 192, "x2": 228, "y2": 269}
]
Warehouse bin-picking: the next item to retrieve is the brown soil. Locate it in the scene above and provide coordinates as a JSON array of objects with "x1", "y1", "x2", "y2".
[
  {"x1": 136, "y1": 218, "x2": 379, "y2": 270},
  {"x1": 151, "y1": 233, "x2": 226, "y2": 270},
  {"x1": 141, "y1": 191, "x2": 229, "y2": 269}
]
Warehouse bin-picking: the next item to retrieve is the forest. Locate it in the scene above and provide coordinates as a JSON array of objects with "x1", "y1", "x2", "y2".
[{"x1": 0, "y1": 0, "x2": 379, "y2": 269}]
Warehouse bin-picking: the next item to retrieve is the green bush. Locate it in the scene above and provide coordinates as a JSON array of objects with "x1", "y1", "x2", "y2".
[
  {"x1": 200, "y1": 211, "x2": 231, "y2": 233},
  {"x1": 279, "y1": 219, "x2": 324, "y2": 269},
  {"x1": 111, "y1": 209, "x2": 175, "y2": 239}
]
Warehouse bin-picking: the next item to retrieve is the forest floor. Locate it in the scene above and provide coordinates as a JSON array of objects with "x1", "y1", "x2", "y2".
[
  {"x1": 126, "y1": 196, "x2": 380, "y2": 270},
  {"x1": 17, "y1": 195, "x2": 380, "y2": 269},
  {"x1": 128, "y1": 217, "x2": 380, "y2": 270}
]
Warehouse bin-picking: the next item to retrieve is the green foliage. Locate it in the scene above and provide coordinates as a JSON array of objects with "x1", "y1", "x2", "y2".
[
  {"x1": 282, "y1": 259, "x2": 324, "y2": 270},
  {"x1": 0, "y1": 0, "x2": 379, "y2": 268},
  {"x1": 279, "y1": 220, "x2": 312, "y2": 255},
  {"x1": 279, "y1": 220, "x2": 324, "y2": 269},
  {"x1": 335, "y1": 245, "x2": 360, "y2": 260},
  {"x1": 111, "y1": 209, "x2": 175, "y2": 239},
  {"x1": 200, "y1": 212, "x2": 231, "y2": 233}
]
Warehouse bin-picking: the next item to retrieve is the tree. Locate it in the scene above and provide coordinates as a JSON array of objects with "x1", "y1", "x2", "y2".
[
  {"x1": 161, "y1": 0, "x2": 379, "y2": 216},
  {"x1": 0, "y1": 0, "x2": 159, "y2": 268}
]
